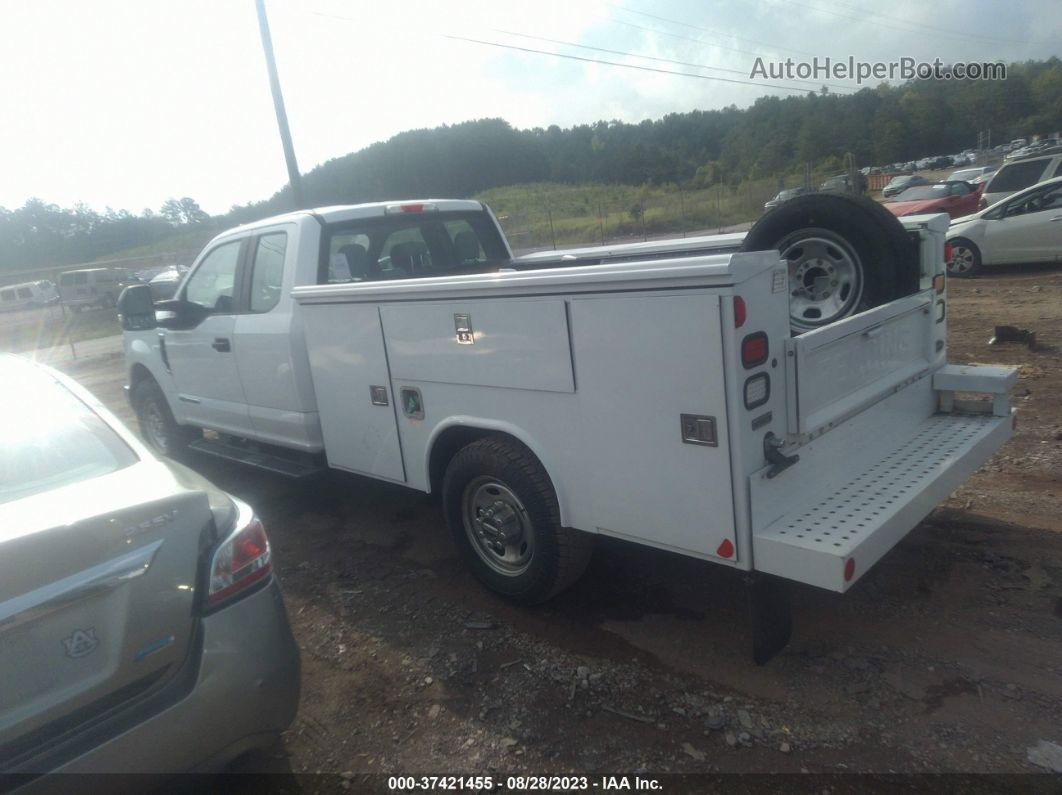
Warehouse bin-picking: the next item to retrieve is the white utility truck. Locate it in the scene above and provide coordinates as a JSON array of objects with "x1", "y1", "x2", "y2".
[{"x1": 118, "y1": 196, "x2": 1016, "y2": 661}]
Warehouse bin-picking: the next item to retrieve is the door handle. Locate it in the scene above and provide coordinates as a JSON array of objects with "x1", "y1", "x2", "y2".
[
  {"x1": 212, "y1": 337, "x2": 231, "y2": 352},
  {"x1": 1050, "y1": 216, "x2": 1062, "y2": 222}
]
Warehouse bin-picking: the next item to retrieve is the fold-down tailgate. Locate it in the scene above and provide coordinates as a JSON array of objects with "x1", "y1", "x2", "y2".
[{"x1": 786, "y1": 292, "x2": 940, "y2": 437}]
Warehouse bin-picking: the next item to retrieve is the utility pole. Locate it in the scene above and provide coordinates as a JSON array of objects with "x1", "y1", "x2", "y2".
[{"x1": 255, "y1": 0, "x2": 304, "y2": 208}]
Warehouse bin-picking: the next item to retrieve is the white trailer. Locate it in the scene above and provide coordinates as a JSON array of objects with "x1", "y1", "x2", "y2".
[{"x1": 119, "y1": 199, "x2": 1016, "y2": 660}]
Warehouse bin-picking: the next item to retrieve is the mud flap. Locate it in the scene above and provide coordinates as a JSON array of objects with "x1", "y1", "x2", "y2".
[{"x1": 747, "y1": 573, "x2": 792, "y2": 665}]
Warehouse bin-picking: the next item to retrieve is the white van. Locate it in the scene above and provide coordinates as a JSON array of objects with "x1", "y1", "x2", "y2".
[
  {"x1": 0, "y1": 280, "x2": 59, "y2": 312},
  {"x1": 980, "y1": 152, "x2": 1062, "y2": 208},
  {"x1": 57, "y1": 267, "x2": 133, "y2": 310}
]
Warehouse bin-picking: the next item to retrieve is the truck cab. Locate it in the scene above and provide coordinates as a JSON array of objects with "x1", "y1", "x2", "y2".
[{"x1": 122, "y1": 201, "x2": 512, "y2": 458}]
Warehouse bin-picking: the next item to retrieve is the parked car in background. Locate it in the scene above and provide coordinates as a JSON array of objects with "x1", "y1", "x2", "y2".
[
  {"x1": 882, "y1": 174, "x2": 930, "y2": 198},
  {"x1": 819, "y1": 173, "x2": 867, "y2": 194},
  {"x1": 882, "y1": 181, "x2": 983, "y2": 219},
  {"x1": 947, "y1": 176, "x2": 1062, "y2": 276},
  {"x1": 763, "y1": 186, "x2": 812, "y2": 210},
  {"x1": 147, "y1": 265, "x2": 189, "y2": 300},
  {"x1": 0, "y1": 280, "x2": 58, "y2": 312},
  {"x1": 980, "y1": 152, "x2": 1062, "y2": 208},
  {"x1": 947, "y1": 166, "x2": 995, "y2": 183},
  {"x1": 0, "y1": 355, "x2": 300, "y2": 777},
  {"x1": 57, "y1": 267, "x2": 135, "y2": 311}
]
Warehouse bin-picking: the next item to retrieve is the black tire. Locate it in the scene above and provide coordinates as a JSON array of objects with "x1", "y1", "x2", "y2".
[
  {"x1": 442, "y1": 435, "x2": 593, "y2": 604},
  {"x1": 742, "y1": 192, "x2": 919, "y2": 333},
  {"x1": 947, "y1": 236, "x2": 982, "y2": 277},
  {"x1": 132, "y1": 378, "x2": 195, "y2": 458}
]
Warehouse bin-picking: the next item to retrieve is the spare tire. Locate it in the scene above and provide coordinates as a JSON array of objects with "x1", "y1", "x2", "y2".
[{"x1": 741, "y1": 192, "x2": 919, "y2": 334}]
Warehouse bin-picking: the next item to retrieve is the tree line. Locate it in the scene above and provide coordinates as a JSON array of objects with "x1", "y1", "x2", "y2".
[{"x1": 3, "y1": 57, "x2": 1060, "y2": 272}]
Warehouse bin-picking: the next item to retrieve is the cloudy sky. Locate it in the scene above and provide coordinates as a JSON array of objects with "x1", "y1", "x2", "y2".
[{"x1": 1, "y1": 0, "x2": 1058, "y2": 215}]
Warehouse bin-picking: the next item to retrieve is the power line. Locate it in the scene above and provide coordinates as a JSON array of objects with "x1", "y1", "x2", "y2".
[
  {"x1": 299, "y1": 7, "x2": 845, "y2": 95},
  {"x1": 609, "y1": 3, "x2": 818, "y2": 58},
  {"x1": 492, "y1": 28, "x2": 857, "y2": 91},
  {"x1": 443, "y1": 34, "x2": 833, "y2": 94}
]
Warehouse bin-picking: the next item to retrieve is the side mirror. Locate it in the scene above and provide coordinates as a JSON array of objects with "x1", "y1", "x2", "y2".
[
  {"x1": 154, "y1": 298, "x2": 209, "y2": 330},
  {"x1": 117, "y1": 284, "x2": 156, "y2": 331}
]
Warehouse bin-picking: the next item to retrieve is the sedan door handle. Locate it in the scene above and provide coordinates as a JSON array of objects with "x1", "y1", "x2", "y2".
[
  {"x1": 212, "y1": 337, "x2": 231, "y2": 352},
  {"x1": 1050, "y1": 216, "x2": 1062, "y2": 222}
]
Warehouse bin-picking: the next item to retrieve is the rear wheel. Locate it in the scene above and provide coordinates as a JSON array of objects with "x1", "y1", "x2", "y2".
[
  {"x1": 947, "y1": 237, "x2": 982, "y2": 277},
  {"x1": 742, "y1": 193, "x2": 919, "y2": 334},
  {"x1": 442, "y1": 436, "x2": 593, "y2": 604},
  {"x1": 132, "y1": 378, "x2": 194, "y2": 458}
]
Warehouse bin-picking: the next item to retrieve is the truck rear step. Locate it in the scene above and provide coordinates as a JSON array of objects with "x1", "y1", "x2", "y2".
[
  {"x1": 188, "y1": 437, "x2": 326, "y2": 479},
  {"x1": 752, "y1": 410, "x2": 1013, "y2": 592}
]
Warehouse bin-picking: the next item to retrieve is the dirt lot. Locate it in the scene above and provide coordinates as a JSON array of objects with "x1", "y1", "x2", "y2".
[{"x1": 45, "y1": 262, "x2": 1062, "y2": 785}]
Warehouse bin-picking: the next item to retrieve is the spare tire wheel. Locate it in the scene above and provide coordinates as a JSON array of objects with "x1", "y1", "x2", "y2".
[{"x1": 741, "y1": 193, "x2": 919, "y2": 334}]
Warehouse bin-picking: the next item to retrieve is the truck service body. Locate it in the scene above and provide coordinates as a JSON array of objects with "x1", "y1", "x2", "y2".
[{"x1": 120, "y1": 199, "x2": 1015, "y2": 656}]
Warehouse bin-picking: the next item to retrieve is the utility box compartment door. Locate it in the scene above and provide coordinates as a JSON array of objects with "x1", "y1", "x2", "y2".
[
  {"x1": 787, "y1": 293, "x2": 935, "y2": 437},
  {"x1": 380, "y1": 299, "x2": 574, "y2": 393},
  {"x1": 570, "y1": 293, "x2": 735, "y2": 559},
  {"x1": 300, "y1": 303, "x2": 405, "y2": 482}
]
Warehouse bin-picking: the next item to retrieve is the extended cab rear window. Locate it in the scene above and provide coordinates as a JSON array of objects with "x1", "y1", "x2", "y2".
[{"x1": 320, "y1": 211, "x2": 509, "y2": 284}]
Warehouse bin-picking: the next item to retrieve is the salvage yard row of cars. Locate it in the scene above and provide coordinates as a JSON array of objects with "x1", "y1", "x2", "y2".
[{"x1": 763, "y1": 148, "x2": 1062, "y2": 277}]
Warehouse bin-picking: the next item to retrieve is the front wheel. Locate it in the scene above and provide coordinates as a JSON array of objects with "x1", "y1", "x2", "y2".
[
  {"x1": 442, "y1": 436, "x2": 593, "y2": 604},
  {"x1": 947, "y1": 237, "x2": 982, "y2": 277},
  {"x1": 132, "y1": 378, "x2": 195, "y2": 458}
]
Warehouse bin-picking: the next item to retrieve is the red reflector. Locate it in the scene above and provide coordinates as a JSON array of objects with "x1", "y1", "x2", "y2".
[
  {"x1": 717, "y1": 538, "x2": 734, "y2": 559},
  {"x1": 844, "y1": 558, "x2": 856, "y2": 582},
  {"x1": 943, "y1": 243, "x2": 952, "y2": 265},
  {"x1": 401, "y1": 203, "x2": 424, "y2": 213},
  {"x1": 733, "y1": 296, "x2": 747, "y2": 328},
  {"x1": 741, "y1": 332, "x2": 769, "y2": 369}
]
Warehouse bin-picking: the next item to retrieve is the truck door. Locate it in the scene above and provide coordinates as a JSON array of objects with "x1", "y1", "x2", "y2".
[
  {"x1": 232, "y1": 226, "x2": 321, "y2": 449},
  {"x1": 161, "y1": 238, "x2": 252, "y2": 436}
]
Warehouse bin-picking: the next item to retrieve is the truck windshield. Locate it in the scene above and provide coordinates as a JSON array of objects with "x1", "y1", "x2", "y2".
[{"x1": 321, "y1": 211, "x2": 509, "y2": 283}]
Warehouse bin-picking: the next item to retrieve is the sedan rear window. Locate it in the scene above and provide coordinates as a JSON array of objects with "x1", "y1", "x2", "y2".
[{"x1": 0, "y1": 378, "x2": 137, "y2": 504}]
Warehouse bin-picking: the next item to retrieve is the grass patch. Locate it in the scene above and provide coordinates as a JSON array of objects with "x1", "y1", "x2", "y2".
[{"x1": 476, "y1": 175, "x2": 838, "y2": 251}]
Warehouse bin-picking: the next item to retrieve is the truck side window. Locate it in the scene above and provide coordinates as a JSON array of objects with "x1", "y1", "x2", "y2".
[
  {"x1": 184, "y1": 240, "x2": 240, "y2": 313},
  {"x1": 249, "y1": 233, "x2": 287, "y2": 312}
]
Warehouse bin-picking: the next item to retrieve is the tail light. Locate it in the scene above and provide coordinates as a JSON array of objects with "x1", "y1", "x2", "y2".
[
  {"x1": 741, "y1": 332, "x2": 769, "y2": 369},
  {"x1": 943, "y1": 243, "x2": 952, "y2": 267},
  {"x1": 203, "y1": 500, "x2": 272, "y2": 611}
]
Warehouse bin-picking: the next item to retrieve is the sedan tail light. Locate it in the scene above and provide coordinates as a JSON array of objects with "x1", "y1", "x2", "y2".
[{"x1": 203, "y1": 500, "x2": 272, "y2": 612}]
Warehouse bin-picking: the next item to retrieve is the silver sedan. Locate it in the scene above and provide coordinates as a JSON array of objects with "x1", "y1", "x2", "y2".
[{"x1": 0, "y1": 355, "x2": 299, "y2": 780}]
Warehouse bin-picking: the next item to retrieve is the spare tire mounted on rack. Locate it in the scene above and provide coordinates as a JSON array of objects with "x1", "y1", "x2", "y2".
[{"x1": 741, "y1": 192, "x2": 920, "y2": 334}]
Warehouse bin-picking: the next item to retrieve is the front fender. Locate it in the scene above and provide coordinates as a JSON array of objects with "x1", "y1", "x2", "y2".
[{"x1": 124, "y1": 332, "x2": 183, "y2": 422}]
